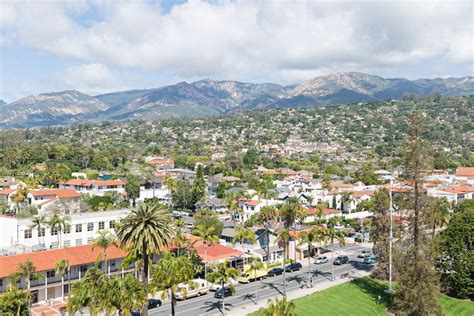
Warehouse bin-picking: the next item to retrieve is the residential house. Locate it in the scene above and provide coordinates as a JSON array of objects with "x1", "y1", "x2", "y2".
[
  {"x1": 59, "y1": 179, "x2": 125, "y2": 196},
  {"x1": 28, "y1": 189, "x2": 81, "y2": 215}
]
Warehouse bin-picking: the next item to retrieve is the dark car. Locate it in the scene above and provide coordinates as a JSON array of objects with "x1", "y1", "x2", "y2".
[
  {"x1": 130, "y1": 299, "x2": 162, "y2": 315},
  {"x1": 267, "y1": 267, "x2": 284, "y2": 277},
  {"x1": 285, "y1": 262, "x2": 302, "y2": 272},
  {"x1": 214, "y1": 286, "x2": 233, "y2": 298},
  {"x1": 333, "y1": 255, "x2": 349, "y2": 265}
]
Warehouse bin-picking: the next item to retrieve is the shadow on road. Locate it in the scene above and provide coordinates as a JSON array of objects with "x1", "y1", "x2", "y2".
[
  {"x1": 203, "y1": 300, "x2": 234, "y2": 314},
  {"x1": 241, "y1": 292, "x2": 257, "y2": 304}
]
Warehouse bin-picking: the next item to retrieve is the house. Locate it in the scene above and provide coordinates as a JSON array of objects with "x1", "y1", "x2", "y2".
[
  {"x1": 146, "y1": 157, "x2": 174, "y2": 170},
  {"x1": 0, "y1": 178, "x2": 22, "y2": 190},
  {"x1": 194, "y1": 243, "x2": 243, "y2": 264},
  {"x1": 0, "y1": 188, "x2": 16, "y2": 208},
  {"x1": 59, "y1": 179, "x2": 125, "y2": 196},
  {"x1": 455, "y1": 167, "x2": 474, "y2": 179},
  {"x1": 428, "y1": 186, "x2": 474, "y2": 204},
  {"x1": 28, "y1": 189, "x2": 81, "y2": 215},
  {"x1": 196, "y1": 198, "x2": 228, "y2": 213}
]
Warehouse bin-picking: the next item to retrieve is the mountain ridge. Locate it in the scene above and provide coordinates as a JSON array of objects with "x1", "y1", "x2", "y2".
[{"x1": 1, "y1": 72, "x2": 473, "y2": 128}]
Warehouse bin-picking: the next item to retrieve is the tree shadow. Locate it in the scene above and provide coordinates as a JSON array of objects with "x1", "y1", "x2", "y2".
[
  {"x1": 241, "y1": 292, "x2": 256, "y2": 304},
  {"x1": 262, "y1": 281, "x2": 284, "y2": 296},
  {"x1": 351, "y1": 277, "x2": 392, "y2": 307},
  {"x1": 203, "y1": 300, "x2": 234, "y2": 314}
]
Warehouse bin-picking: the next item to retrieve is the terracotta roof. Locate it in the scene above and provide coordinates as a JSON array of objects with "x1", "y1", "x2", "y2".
[
  {"x1": 322, "y1": 208, "x2": 341, "y2": 215},
  {"x1": 438, "y1": 186, "x2": 474, "y2": 194},
  {"x1": 194, "y1": 243, "x2": 242, "y2": 262},
  {"x1": 0, "y1": 189, "x2": 16, "y2": 195},
  {"x1": 244, "y1": 200, "x2": 261, "y2": 207},
  {"x1": 351, "y1": 191, "x2": 375, "y2": 198},
  {"x1": 455, "y1": 167, "x2": 474, "y2": 178},
  {"x1": 147, "y1": 158, "x2": 174, "y2": 165},
  {"x1": 60, "y1": 179, "x2": 125, "y2": 187},
  {"x1": 0, "y1": 244, "x2": 127, "y2": 278},
  {"x1": 37, "y1": 198, "x2": 58, "y2": 207},
  {"x1": 30, "y1": 189, "x2": 80, "y2": 198}
]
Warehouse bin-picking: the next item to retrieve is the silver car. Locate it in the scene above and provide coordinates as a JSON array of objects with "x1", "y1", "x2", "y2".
[{"x1": 314, "y1": 255, "x2": 329, "y2": 264}]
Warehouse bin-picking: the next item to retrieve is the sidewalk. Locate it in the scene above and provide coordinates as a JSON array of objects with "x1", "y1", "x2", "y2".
[{"x1": 227, "y1": 270, "x2": 371, "y2": 316}]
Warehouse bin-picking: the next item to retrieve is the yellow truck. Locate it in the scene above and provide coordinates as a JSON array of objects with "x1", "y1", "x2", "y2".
[{"x1": 237, "y1": 264, "x2": 268, "y2": 284}]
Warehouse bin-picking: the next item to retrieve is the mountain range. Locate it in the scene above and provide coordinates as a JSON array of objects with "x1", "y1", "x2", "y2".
[{"x1": 1, "y1": 72, "x2": 473, "y2": 128}]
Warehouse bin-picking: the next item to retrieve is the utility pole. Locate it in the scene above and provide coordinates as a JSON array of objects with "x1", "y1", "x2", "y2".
[{"x1": 388, "y1": 179, "x2": 393, "y2": 294}]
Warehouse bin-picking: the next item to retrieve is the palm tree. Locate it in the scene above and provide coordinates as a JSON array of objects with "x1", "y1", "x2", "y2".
[
  {"x1": 116, "y1": 203, "x2": 174, "y2": 316},
  {"x1": 151, "y1": 251, "x2": 194, "y2": 316},
  {"x1": 47, "y1": 214, "x2": 69, "y2": 248},
  {"x1": 173, "y1": 218, "x2": 188, "y2": 257},
  {"x1": 193, "y1": 224, "x2": 219, "y2": 282},
  {"x1": 206, "y1": 261, "x2": 238, "y2": 315},
  {"x1": 30, "y1": 215, "x2": 46, "y2": 246},
  {"x1": 297, "y1": 227, "x2": 325, "y2": 287},
  {"x1": 67, "y1": 267, "x2": 106, "y2": 315},
  {"x1": 263, "y1": 296, "x2": 296, "y2": 316},
  {"x1": 232, "y1": 227, "x2": 256, "y2": 250},
  {"x1": 247, "y1": 257, "x2": 264, "y2": 302},
  {"x1": 275, "y1": 229, "x2": 291, "y2": 296},
  {"x1": 326, "y1": 221, "x2": 346, "y2": 280},
  {"x1": 10, "y1": 260, "x2": 43, "y2": 312},
  {"x1": 55, "y1": 259, "x2": 69, "y2": 301},
  {"x1": 106, "y1": 274, "x2": 146, "y2": 316},
  {"x1": 427, "y1": 197, "x2": 450, "y2": 238},
  {"x1": 280, "y1": 198, "x2": 306, "y2": 229},
  {"x1": 92, "y1": 230, "x2": 117, "y2": 274}
]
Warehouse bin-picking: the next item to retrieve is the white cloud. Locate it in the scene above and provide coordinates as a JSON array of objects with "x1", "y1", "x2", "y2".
[
  {"x1": 1, "y1": 0, "x2": 472, "y2": 85},
  {"x1": 59, "y1": 63, "x2": 124, "y2": 95}
]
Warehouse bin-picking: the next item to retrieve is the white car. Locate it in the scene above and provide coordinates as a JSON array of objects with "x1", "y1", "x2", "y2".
[
  {"x1": 209, "y1": 278, "x2": 238, "y2": 291},
  {"x1": 314, "y1": 256, "x2": 329, "y2": 264}
]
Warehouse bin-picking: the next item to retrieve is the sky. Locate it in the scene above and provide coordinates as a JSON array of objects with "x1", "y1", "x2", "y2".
[{"x1": 0, "y1": 0, "x2": 473, "y2": 102}]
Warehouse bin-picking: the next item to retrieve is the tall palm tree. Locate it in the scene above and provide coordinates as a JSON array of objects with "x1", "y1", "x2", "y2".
[
  {"x1": 427, "y1": 197, "x2": 450, "y2": 238},
  {"x1": 10, "y1": 260, "x2": 43, "y2": 311},
  {"x1": 173, "y1": 218, "x2": 188, "y2": 257},
  {"x1": 47, "y1": 214, "x2": 69, "y2": 248},
  {"x1": 232, "y1": 227, "x2": 256, "y2": 250},
  {"x1": 55, "y1": 259, "x2": 69, "y2": 301},
  {"x1": 206, "y1": 261, "x2": 239, "y2": 315},
  {"x1": 116, "y1": 203, "x2": 174, "y2": 316},
  {"x1": 280, "y1": 198, "x2": 306, "y2": 229},
  {"x1": 326, "y1": 221, "x2": 346, "y2": 280},
  {"x1": 275, "y1": 229, "x2": 291, "y2": 296},
  {"x1": 92, "y1": 230, "x2": 117, "y2": 274},
  {"x1": 30, "y1": 215, "x2": 46, "y2": 246},
  {"x1": 193, "y1": 224, "x2": 219, "y2": 282},
  {"x1": 263, "y1": 296, "x2": 296, "y2": 316},
  {"x1": 106, "y1": 274, "x2": 146, "y2": 316},
  {"x1": 0, "y1": 284, "x2": 29, "y2": 315},
  {"x1": 247, "y1": 257, "x2": 264, "y2": 302},
  {"x1": 151, "y1": 251, "x2": 194, "y2": 316},
  {"x1": 67, "y1": 267, "x2": 107, "y2": 315},
  {"x1": 297, "y1": 227, "x2": 325, "y2": 287}
]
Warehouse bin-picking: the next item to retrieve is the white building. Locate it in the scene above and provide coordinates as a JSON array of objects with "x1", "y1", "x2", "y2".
[{"x1": 58, "y1": 179, "x2": 126, "y2": 196}]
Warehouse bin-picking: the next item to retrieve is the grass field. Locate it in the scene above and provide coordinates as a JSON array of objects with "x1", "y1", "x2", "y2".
[{"x1": 250, "y1": 277, "x2": 474, "y2": 316}]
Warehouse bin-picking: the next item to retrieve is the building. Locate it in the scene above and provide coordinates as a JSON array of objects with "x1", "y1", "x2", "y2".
[
  {"x1": 58, "y1": 179, "x2": 125, "y2": 196},
  {"x1": 28, "y1": 189, "x2": 81, "y2": 215},
  {"x1": 0, "y1": 209, "x2": 130, "y2": 250},
  {"x1": 146, "y1": 157, "x2": 175, "y2": 169}
]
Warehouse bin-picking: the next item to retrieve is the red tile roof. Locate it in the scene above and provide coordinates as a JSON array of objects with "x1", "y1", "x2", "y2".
[
  {"x1": 351, "y1": 191, "x2": 375, "y2": 198},
  {"x1": 455, "y1": 167, "x2": 474, "y2": 178},
  {"x1": 322, "y1": 208, "x2": 341, "y2": 215},
  {"x1": 30, "y1": 189, "x2": 80, "y2": 198},
  {"x1": 194, "y1": 244, "x2": 242, "y2": 262},
  {"x1": 244, "y1": 200, "x2": 261, "y2": 207},
  {"x1": 0, "y1": 189, "x2": 15, "y2": 195},
  {"x1": 60, "y1": 179, "x2": 125, "y2": 187}
]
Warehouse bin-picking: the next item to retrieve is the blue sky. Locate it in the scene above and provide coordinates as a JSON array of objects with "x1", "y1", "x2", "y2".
[{"x1": 1, "y1": 0, "x2": 472, "y2": 102}]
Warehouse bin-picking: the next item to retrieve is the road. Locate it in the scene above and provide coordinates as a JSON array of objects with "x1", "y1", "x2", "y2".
[{"x1": 149, "y1": 243, "x2": 371, "y2": 316}]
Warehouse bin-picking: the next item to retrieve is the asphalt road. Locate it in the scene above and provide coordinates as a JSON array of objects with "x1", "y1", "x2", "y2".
[{"x1": 149, "y1": 243, "x2": 371, "y2": 316}]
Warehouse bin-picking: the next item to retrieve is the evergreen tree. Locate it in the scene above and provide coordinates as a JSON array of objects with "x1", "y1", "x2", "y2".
[
  {"x1": 191, "y1": 165, "x2": 206, "y2": 208},
  {"x1": 369, "y1": 188, "x2": 391, "y2": 280}
]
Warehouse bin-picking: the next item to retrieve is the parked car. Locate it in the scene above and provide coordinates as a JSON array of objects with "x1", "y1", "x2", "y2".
[
  {"x1": 333, "y1": 255, "x2": 349, "y2": 265},
  {"x1": 285, "y1": 262, "x2": 302, "y2": 272},
  {"x1": 364, "y1": 256, "x2": 378, "y2": 265},
  {"x1": 267, "y1": 267, "x2": 284, "y2": 277},
  {"x1": 130, "y1": 299, "x2": 162, "y2": 315},
  {"x1": 358, "y1": 249, "x2": 371, "y2": 258},
  {"x1": 314, "y1": 256, "x2": 328, "y2": 264},
  {"x1": 210, "y1": 278, "x2": 238, "y2": 291},
  {"x1": 214, "y1": 286, "x2": 233, "y2": 298}
]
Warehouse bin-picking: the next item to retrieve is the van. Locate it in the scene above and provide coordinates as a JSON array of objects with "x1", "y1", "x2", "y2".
[
  {"x1": 174, "y1": 278, "x2": 209, "y2": 300},
  {"x1": 237, "y1": 264, "x2": 268, "y2": 284}
]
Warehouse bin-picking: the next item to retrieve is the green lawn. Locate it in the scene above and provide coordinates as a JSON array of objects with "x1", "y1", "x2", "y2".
[{"x1": 250, "y1": 277, "x2": 474, "y2": 316}]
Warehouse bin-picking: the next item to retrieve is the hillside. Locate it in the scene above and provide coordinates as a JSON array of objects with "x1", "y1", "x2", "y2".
[{"x1": 1, "y1": 73, "x2": 472, "y2": 128}]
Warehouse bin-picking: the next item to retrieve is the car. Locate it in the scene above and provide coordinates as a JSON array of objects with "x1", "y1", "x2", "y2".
[
  {"x1": 314, "y1": 256, "x2": 328, "y2": 264},
  {"x1": 130, "y1": 299, "x2": 162, "y2": 315},
  {"x1": 214, "y1": 286, "x2": 233, "y2": 298},
  {"x1": 285, "y1": 262, "x2": 302, "y2": 272},
  {"x1": 333, "y1": 255, "x2": 349, "y2": 265},
  {"x1": 267, "y1": 267, "x2": 284, "y2": 277},
  {"x1": 210, "y1": 278, "x2": 238, "y2": 291},
  {"x1": 358, "y1": 249, "x2": 372, "y2": 258},
  {"x1": 364, "y1": 256, "x2": 378, "y2": 265}
]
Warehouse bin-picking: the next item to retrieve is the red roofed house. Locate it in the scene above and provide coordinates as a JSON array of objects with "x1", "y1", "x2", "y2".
[
  {"x1": 28, "y1": 189, "x2": 81, "y2": 214},
  {"x1": 455, "y1": 167, "x2": 474, "y2": 179},
  {"x1": 194, "y1": 243, "x2": 243, "y2": 264},
  {"x1": 59, "y1": 179, "x2": 125, "y2": 196},
  {"x1": 428, "y1": 185, "x2": 474, "y2": 204},
  {"x1": 146, "y1": 157, "x2": 174, "y2": 170}
]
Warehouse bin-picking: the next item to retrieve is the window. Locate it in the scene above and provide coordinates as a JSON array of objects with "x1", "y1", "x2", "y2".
[
  {"x1": 46, "y1": 270, "x2": 55, "y2": 278},
  {"x1": 109, "y1": 220, "x2": 115, "y2": 229},
  {"x1": 0, "y1": 279, "x2": 3, "y2": 287},
  {"x1": 75, "y1": 239, "x2": 82, "y2": 246},
  {"x1": 38, "y1": 228, "x2": 45, "y2": 237},
  {"x1": 76, "y1": 224, "x2": 82, "y2": 233},
  {"x1": 98, "y1": 221, "x2": 105, "y2": 230},
  {"x1": 87, "y1": 222, "x2": 94, "y2": 231},
  {"x1": 64, "y1": 225, "x2": 71, "y2": 234},
  {"x1": 63, "y1": 240, "x2": 70, "y2": 247},
  {"x1": 87, "y1": 237, "x2": 93, "y2": 244},
  {"x1": 51, "y1": 227, "x2": 58, "y2": 235},
  {"x1": 24, "y1": 229, "x2": 32, "y2": 239}
]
